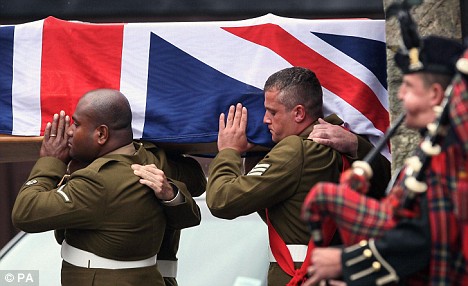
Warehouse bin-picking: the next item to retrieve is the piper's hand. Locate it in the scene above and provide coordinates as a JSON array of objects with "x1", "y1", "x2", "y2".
[
  {"x1": 303, "y1": 279, "x2": 346, "y2": 286},
  {"x1": 305, "y1": 247, "x2": 343, "y2": 285},
  {"x1": 309, "y1": 118, "x2": 358, "y2": 157},
  {"x1": 327, "y1": 280, "x2": 347, "y2": 286},
  {"x1": 218, "y1": 103, "x2": 255, "y2": 153},
  {"x1": 40, "y1": 110, "x2": 71, "y2": 163},
  {"x1": 131, "y1": 164, "x2": 176, "y2": 201}
]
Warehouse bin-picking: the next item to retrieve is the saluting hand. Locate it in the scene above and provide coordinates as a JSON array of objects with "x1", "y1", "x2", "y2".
[
  {"x1": 131, "y1": 164, "x2": 176, "y2": 201},
  {"x1": 218, "y1": 103, "x2": 255, "y2": 153},
  {"x1": 40, "y1": 110, "x2": 71, "y2": 164}
]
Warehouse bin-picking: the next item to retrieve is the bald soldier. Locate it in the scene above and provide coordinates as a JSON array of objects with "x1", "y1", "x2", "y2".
[{"x1": 12, "y1": 89, "x2": 201, "y2": 286}]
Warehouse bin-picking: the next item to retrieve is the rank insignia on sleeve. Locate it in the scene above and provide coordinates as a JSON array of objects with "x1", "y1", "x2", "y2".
[
  {"x1": 247, "y1": 163, "x2": 271, "y2": 176},
  {"x1": 56, "y1": 185, "x2": 71, "y2": 203},
  {"x1": 25, "y1": 179, "x2": 38, "y2": 186}
]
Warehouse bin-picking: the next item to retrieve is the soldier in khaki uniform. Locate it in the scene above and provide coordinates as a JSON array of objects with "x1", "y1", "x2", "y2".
[
  {"x1": 135, "y1": 142, "x2": 207, "y2": 286},
  {"x1": 205, "y1": 67, "x2": 389, "y2": 285},
  {"x1": 11, "y1": 89, "x2": 201, "y2": 286}
]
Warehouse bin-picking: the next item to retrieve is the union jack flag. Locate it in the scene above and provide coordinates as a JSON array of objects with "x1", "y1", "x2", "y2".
[{"x1": 0, "y1": 14, "x2": 389, "y2": 156}]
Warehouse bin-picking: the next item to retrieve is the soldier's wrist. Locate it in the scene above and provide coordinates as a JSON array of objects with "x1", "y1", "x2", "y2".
[{"x1": 161, "y1": 183, "x2": 184, "y2": 206}]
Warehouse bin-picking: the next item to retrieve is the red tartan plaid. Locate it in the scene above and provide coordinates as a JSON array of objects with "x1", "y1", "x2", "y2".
[
  {"x1": 303, "y1": 180, "x2": 397, "y2": 245},
  {"x1": 450, "y1": 74, "x2": 468, "y2": 222},
  {"x1": 424, "y1": 143, "x2": 467, "y2": 285},
  {"x1": 428, "y1": 69, "x2": 468, "y2": 285}
]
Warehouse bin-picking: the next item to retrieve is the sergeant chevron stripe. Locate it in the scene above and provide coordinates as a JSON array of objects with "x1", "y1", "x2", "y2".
[{"x1": 247, "y1": 163, "x2": 271, "y2": 176}]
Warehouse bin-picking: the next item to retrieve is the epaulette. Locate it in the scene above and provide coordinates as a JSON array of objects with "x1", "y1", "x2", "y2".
[
  {"x1": 342, "y1": 239, "x2": 399, "y2": 286},
  {"x1": 86, "y1": 157, "x2": 120, "y2": 172}
]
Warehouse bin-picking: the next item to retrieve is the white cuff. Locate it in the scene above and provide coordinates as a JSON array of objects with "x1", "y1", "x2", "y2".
[{"x1": 161, "y1": 183, "x2": 185, "y2": 206}]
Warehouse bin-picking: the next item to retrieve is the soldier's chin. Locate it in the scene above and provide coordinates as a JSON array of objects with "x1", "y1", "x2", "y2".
[{"x1": 69, "y1": 150, "x2": 76, "y2": 159}]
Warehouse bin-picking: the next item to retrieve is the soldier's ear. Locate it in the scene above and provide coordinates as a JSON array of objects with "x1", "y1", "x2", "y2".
[
  {"x1": 293, "y1": 105, "x2": 306, "y2": 122},
  {"x1": 96, "y1": 125, "x2": 109, "y2": 145}
]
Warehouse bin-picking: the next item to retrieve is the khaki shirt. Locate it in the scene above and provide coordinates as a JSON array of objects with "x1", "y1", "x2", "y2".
[
  {"x1": 12, "y1": 142, "x2": 201, "y2": 286},
  {"x1": 206, "y1": 114, "x2": 346, "y2": 285}
]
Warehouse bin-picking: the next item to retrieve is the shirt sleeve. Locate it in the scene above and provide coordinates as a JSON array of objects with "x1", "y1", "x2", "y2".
[
  {"x1": 162, "y1": 178, "x2": 202, "y2": 230},
  {"x1": 12, "y1": 157, "x2": 106, "y2": 233},
  {"x1": 166, "y1": 153, "x2": 207, "y2": 198},
  {"x1": 206, "y1": 136, "x2": 336, "y2": 219}
]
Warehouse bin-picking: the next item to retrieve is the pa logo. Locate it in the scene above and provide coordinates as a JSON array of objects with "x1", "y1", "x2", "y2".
[
  {"x1": 4, "y1": 273, "x2": 15, "y2": 282},
  {"x1": 2, "y1": 271, "x2": 36, "y2": 284}
]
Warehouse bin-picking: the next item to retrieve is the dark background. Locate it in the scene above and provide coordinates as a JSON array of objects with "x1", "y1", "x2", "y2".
[{"x1": 0, "y1": 0, "x2": 385, "y2": 24}]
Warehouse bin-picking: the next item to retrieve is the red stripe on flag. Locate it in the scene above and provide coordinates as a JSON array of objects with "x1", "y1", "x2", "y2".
[
  {"x1": 223, "y1": 24, "x2": 389, "y2": 133},
  {"x1": 40, "y1": 17, "x2": 124, "y2": 134}
]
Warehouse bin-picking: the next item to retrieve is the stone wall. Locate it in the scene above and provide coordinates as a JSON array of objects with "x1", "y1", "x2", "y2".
[{"x1": 383, "y1": 0, "x2": 461, "y2": 173}]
